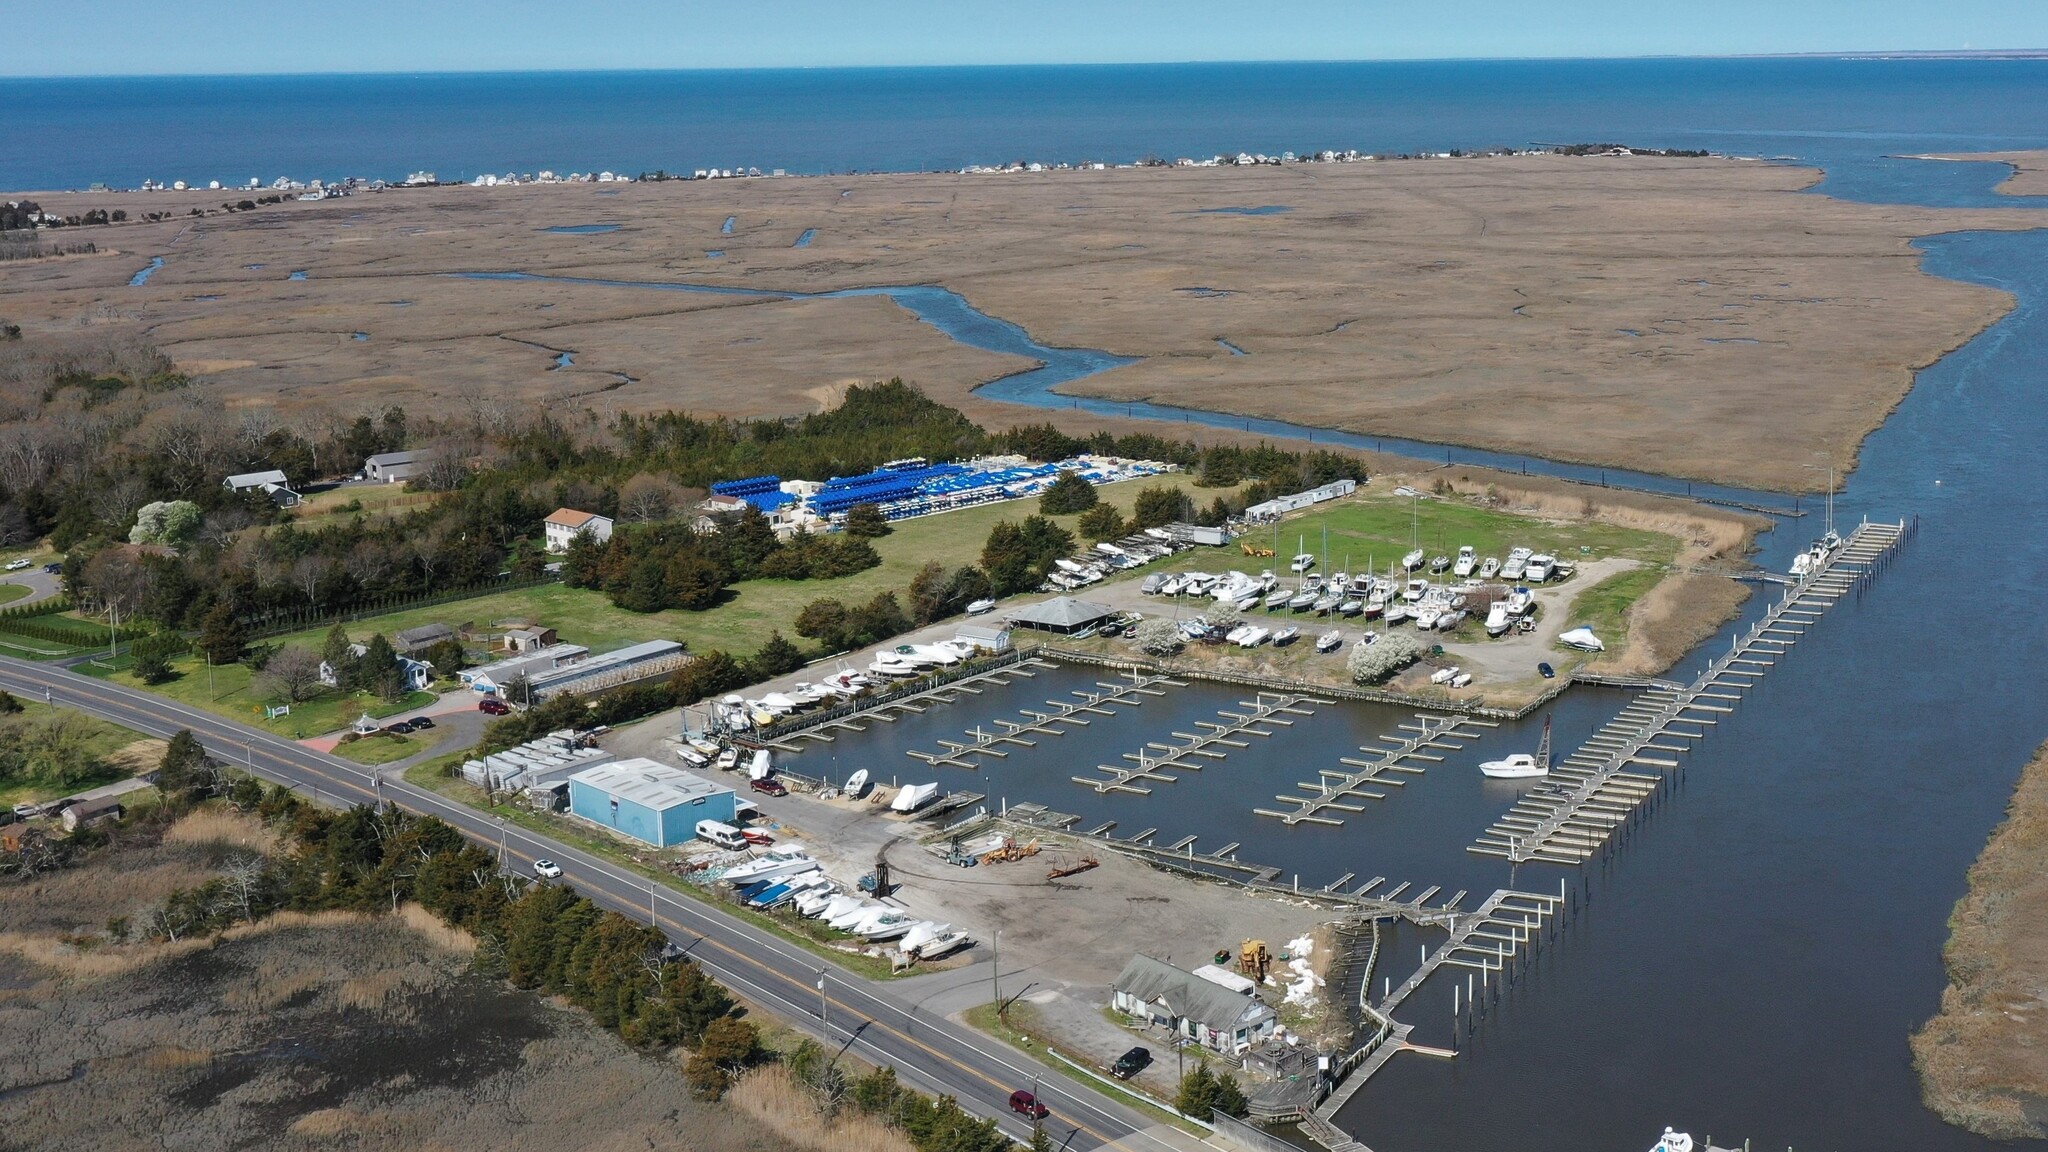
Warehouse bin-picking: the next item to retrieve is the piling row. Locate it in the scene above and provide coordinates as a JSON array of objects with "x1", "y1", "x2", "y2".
[
  {"x1": 904, "y1": 670, "x2": 1183, "y2": 768},
  {"x1": 1256, "y1": 713, "x2": 1498, "y2": 826},
  {"x1": 1071, "y1": 692, "x2": 1327, "y2": 794},
  {"x1": 1469, "y1": 519, "x2": 1909, "y2": 864}
]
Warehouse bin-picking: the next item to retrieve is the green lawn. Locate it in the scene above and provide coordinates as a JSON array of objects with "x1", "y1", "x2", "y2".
[
  {"x1": 84, "y1": 654, "x2": 433, "y2": 739},
  {"x1": 289, "y1": 484, "x2": 447, "y2": 532},
  {"x1": 1557, "y1": 564, "x2": 1666, "y2": 650},
  {"x1": 266, "y1": 473, "x2": 1228, "y2": 660},
  {"x1": 0, "y1": 584, "x2": 32, "y2": 607},
  {"x1": 1260, "y1": 490, "x2": 1677, "y2": 580},
  {"x1": 333, "y1": 732, "x2": 423, "y2": 765},
  {"x1": 0, "y1": 700, "x2": 155, "y2": 808}
]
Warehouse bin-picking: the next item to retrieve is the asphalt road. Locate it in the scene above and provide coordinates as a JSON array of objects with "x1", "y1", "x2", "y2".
[{"x1": 0, "y1": 656, "x2": 1192, "y2": 1152}]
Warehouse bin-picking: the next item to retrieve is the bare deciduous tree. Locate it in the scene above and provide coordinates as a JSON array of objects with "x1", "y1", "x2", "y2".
[
  {"x1": 617, "y1": 473, "x2": 681, "y2": 524},
  {"x1": 255, "y1": 645, "x2": 327, "y2": 703}
]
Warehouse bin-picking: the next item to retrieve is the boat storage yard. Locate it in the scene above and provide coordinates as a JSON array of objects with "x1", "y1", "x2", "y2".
[{"x1": 609, "y1": 517, "x2": 1911, "y2": 1151}]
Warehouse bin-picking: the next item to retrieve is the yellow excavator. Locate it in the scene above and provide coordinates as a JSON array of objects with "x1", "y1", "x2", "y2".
[{"x1": 1242, "y1": 543, "x2": 1276, "y2": 558}]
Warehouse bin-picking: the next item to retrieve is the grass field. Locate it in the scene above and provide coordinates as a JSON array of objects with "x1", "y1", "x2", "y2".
[
  {"x1": 0, "y1": 700, "x2": 155, "y2": 808},
  {"x1": 269, "y1": 473, "x2": 1228, "y2": 660},
  {"x1": 0, "y1": 583, "x2": 32, "y2": 607},
  {"x1": 332, "y1": 732, "x2": 423, "y2": 765},
  {"x1": 1263, "y1": 491, "x2": 1677, "y2": 579},
  {"x1": 85, "y1": 654, "x2": 434, "y2": 739},
  {"x1": 288, "y1": 483, "x2": 447, "y2": 532},
  {"x1": 1562, "y1": 565, "x2": 1668, "y2": 653}
]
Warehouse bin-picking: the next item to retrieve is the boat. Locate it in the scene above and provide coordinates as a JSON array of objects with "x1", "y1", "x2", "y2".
[
  {"x1": 1054, "y1": 558, "x2": 1087, "y2": 574},
  {"x1": 1289, "y1": 553, "x2": 1317, "y2": 572},
  {"x1": 1363, "y1": 591, "x2": 1387, "y2": 618},
  {"x1": 761, "y1": 692, "x2": 802, "y2": 713},
  {"x1": 1479, "y1": 557, "x2": 1502, "y2": 579},
  {"x1": 1482, "y1": 716, "x2": 1552, "y2": 778},
  {"x1": 859, "y1": 911, "x2": 919, "y2": 941},
  {"x1": 869, "y1": 653, "x2": 921, "y2": 678},
  {"x1": 900, "y1": 921, "x2": 951, "y2": 953},
  {"x1": 1414, "y1": 605, "x2": 1441, "y2": 630},
  {"x1": 1235, "y1": 626, "x2": 1270, "y2": 648},
  {"x1": 1428, "y1": 554, "x2": 1451, "y2": 574},
  {"x1": 748, "y1": 705, "x2": 777, "y2": 727},
  {"x1": 1436, "y1": 609, "x2": 1465, "y2": 632},
  {"x1": 1315, "y1": 630, "x2": 1343, "y2": 653},
  {"x1": 1313, "y1": 594, "x2": 1341, "y2": 614},
  {"x1": 725, "y1": 846, "x2": 819, "y2": 885},
  {"x1": 910, "y1": 644, "x2": 962, "y2": 666},
  {"x1": 1235, "y1": 594, "x2": 1260, "y2": 612},
  {"x1": 1287, "y1": 589, "x2": 1318, "y2": 610},
  {"x1": 1403, "y1": 578, "x2": 1429, "y2": 602},
  {"x1": 1338, "y1": 599, "x2": 1363, "y2": 617},
  {"x1": 1224, "y1": 624, "x2": 1253, "y2": 645},
  {"x1": 1504, "y1": 587, "x2": 1535, "y2": 617},
  {"x1": 891, "y1": 782, "x2": 940, "y2": 813},
  {"x1": 1450, "y1": 672, "x2": 1473, "y2": 689},
  {"x1": 1400, "y1": 548, "x2": 1426, "y2": 570},
  {"x1": 1383, "y1": 603, "x2": 1411, "y2": 625},
  {"x1": 687, "y1": 736, "x2": 721, "y2": 758},
  {"x1": 1502, "y1": 547, "x2": 1532, "y2": 580},
  {"x1": 1453, "y1": 546, "x2": 1477, "y2": 577},
  {"x1": 794, "y1": 886, "x2": 842, "y2": 917},
  {"x1": 752, "y1": 874, "x2": 829, "y2": 910},
  {"x1": 1160, "y1": 575, "x2": 1186, "y2": 596},
  {"x1": 1429, "y1": 666, "x2": 1459, "y2": 685},
  {"x1": 715, "y1": 748, "x2": 740, "y2": 771},
  {"x1": 1558, "y1": 626, "x2": 1605, "y2": 652},
  {"x1": 1788, "y1": 551, "x2": 1813, "y2": 578},
  {"x1": 672, "y1": 743, "x2": 708, "y2": 767},
  {"x1": 1486, "y1": 601, "x2": 1513, "y2": 636},
  {"x1": 966, "y1": 597, "x2": 996, "y2": 614},
  {"x1": 844, "y1": 768, "x2": 869, "y2": 798},
  {"x1": 914, "y1": 930, "x2": 973, "y2": 959},
  {"x1": 828, "y1": 901, "x2": 882, "y2": 931},
  {"x1": 1273, "y1": 626, "x2": 1300, "y2": 645},
  {"x1": 1526, "y1": 554, "x2": 1556, "y2": 582},
  {"x1": 815, "y1": 894, "x2": 863, "y2": 921},
  {"x1": 1263, "y1": 589, "x2": 1292, "y2": 609},
  {"x1": 748, "y1": 749, "x2": 773, "y2": 780},
  {"x1": 1649, "y1": 1129, "x2": 1695, "y2": 1152}
]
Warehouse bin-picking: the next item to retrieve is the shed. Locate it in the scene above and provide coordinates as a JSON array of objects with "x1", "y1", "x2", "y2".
[
  {"x1": 567, "y1": 758, "x2": 735, "y2": 847},
  {"x1": 1110, "y1": 953, "x2": 1278, "y2": 1055},
  {"x1": 395, "y1": 623, "x2": 458, "y2": 655},
  {"x1": 60, "y1": 798, "x2": 126, "y2": 833},
  {"x1": 363, "y1": 450, "x2": 426, "y2": 484},
  {"x1": 1007, "y1": 596, "x2": 1115, "y2": 634}
]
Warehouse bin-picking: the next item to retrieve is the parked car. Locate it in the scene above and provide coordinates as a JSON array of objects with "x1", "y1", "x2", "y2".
[
  {"x1": 41, "y1": 562, "x2": 61, "y2": 573},
  {"x1": 385, "y1": 720, "x2": 415, "y2": 734},
  {"x1": 1111, "y1": 1047, "x2": 1152, "y2": 1080},
  {"x1": 532, "y1": 858, "x2": 563, "y2": 879},
  {"x1": 749, "y1": 777, "x2": 789, "y2": 797},
  {"x1": 1008, "y1": 1090, "x2": 1049, "y2": 1120},
  {"x1": 3, "y1": 559, "x2": 29, "y2": 571},
  {"x1": 409, "y1": 716, "x2": 436, "y2": 730},
  {"x1": 478, "y1": 698, "x2": 511, "y2": 715},
  {"x1": 1537, "y1": 662, "x2": 1556, "y2": 679},
  {"x1": 12, "y1": 802, "x2": 42, "y2": 819}
]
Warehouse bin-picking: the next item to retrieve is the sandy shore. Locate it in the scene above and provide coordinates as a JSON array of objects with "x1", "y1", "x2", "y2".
[
  {"x1": 1, "y1": 153, "x2": 2035, "y2": 491},
  {"x1": 1912, "y1": 150, "x2": 2048, "y2": 197}
]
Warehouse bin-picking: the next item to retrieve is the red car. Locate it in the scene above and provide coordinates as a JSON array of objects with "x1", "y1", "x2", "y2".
[
  {"x1": 749, "y1": 777, "x2": 789, "y2": 797},
  {"x1": 1008, "y1": 1090, "x2": 1049, "y2": 1120},
  {"x1": 478, "y1": 698, "x2": 511, "y2": 715}
]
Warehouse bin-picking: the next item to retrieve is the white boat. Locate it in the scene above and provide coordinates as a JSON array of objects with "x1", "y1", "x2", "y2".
[
  {"x1": 966, "y1": 598, "x2": 996, "y2": 615},
  {"x1": 1485, "y1": 601, "x2": 1513, "y2": 636},
  {"x1": 1364, "y1": 591, "x2": 1387, "y2": 618},
  {"x1": 1054, "y1": 558, "x2": 1087, "y2": 574},
  {"x1": 794, "y1": 886, "x2": 842, "y2": 917},
  {"x1": 1479, "y1": 557, "x2": 1502, "y2": 579},
  {"x1": 1504, "y1": 587, "x2": 1535, "y2": 617},
  {"x1": 1383, "y1": 603, "x2": 1411, "y2": 625},
  {"x1": 726, "y1": 846, "x2": 819, "y2": 885},
  {"x1": 1235, "y1": 626, "x2": 1270, "y2": 648},
  {"x1": 1263, "y1": 589, "x2": 1291, "y2": 608},
  {"x1": 1480, "y1": 753, "x2": 1548, "y2": 779},
  {"x1": 844, "y1": 768, "x2": 869, "y2": 798},
  {"x1": 687, "y1": 736, "x2": 721, "y2": 758},
  {"x1": 1428, "y1": 554, "x2": 1451, "y2": 574},
  {"x1": 749, "y1": 705, "x2": 777, "y2": 727},
  {"x1": 1289, "y1": 553, "x2": 1316, "y2": 572},
  {"x1": 1414, "y1": 605, "x2": 1442, "y2": 630},
  {"x1": 1788, "y1": 551, "x2": 1814, "y2": 578},
  {"x1": 1453, "y1": 546, "x2": 1477, "y2": 577},
  {"x1": 860, "y1": 911, "x2": 919, "y2": 940},
  {"x1": 1273, "y1": 626, "x2": 1300, "y2": 645},
  {"x1": 673, "y1": 744, "x2": 708, "y2": 767},
  {"x1": 1403, "y1": 578, "x2": 1429, "y2": 602},
  {"x1": 1225, "y1": 624, "x2": 1253, "y2": 645},
  {"x1": 828, "y1": 901, "x2": 882, "y2": 930},
  {"x1": 1235, "y1": 594, "x2": 1260, "y2": 612},
  {"x1": 1315, "y1": 630, "x2": 1342, "y2": 653},
  {"x1": 761, "y1": 692, "x2": 802, "y2": 713},
  {"x1": 1436, "y1": 610, "x2": 1464, "y2": 632},
  {"x1": 891, "y1": 781, "x2": 940, "y2": 813},
  {"x1": 1501, "y1": 548, "x2": 1532, "y2": 580},
  {"x1": 1559, "y1": 627, "x2": 1605, "y2": 652},
  {"x1": 1649, "y1": 1129, "x2": 1695, "y2": 1152},
  {"x1": 1450, "y1": 672, "x2": 1473, "y2": 689},
  {"x1": 910, "y1": 644, "x2": 963, "y2": 666},
  {"x1": 869, "y1": 654, "x2": 921, "y2": 678},
  {"x1": 748, "y1": 749, "x2": 773, "y2": 780},
  {"x1": 1429, "y1": 666, "x2": 1460, "y2": 685},
  {"x1": 1338, "y1": 599, "x2": 1363, "y2": 617},
  {"x1": 1400, "y1": 548, "x2": 1426, "y2": 570},
  {"x1": 1526, "y1": 554, "x2": 1556, "y2": 582},
  {"x1": 715, "y1": 748, "x2": 739, "y2": 771},
  {"x1": 1287, "y1": 589, "x2": 1318, "y2": 610},
  {"x1": 900, "y1": 921, "x2": 950, "y2": 952},
  {"x1": 1161, "y1": 576, "x2": 1186, "y2": 596},
  {"x1": 914, "y1": 930, "x2": 973, "y2": 959},
  {"x1": 815, "y1": 894, "x2": 864, "y2": 921}
]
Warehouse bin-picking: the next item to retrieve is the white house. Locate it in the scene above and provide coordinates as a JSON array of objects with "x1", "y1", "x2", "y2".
[
  {"x1": 1109, "y1": 954, "x2": 1278, "y2": 1055},
  {"x1": 319, "y1": 643, "x2": 433, "y2": 692},
  {"x1": 544, "y1": 508, "x2": 614, "y2": 553},
  {"x1": 363, "y1": 450, "x2": 427, "y2": 484}
]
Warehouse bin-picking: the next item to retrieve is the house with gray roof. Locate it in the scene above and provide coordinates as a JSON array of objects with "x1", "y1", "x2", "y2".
[{"x1": 1110, "y1": 953, "x2": 1278, "y2": 1055}]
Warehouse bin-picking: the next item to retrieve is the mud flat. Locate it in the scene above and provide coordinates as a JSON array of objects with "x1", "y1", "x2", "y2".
[
  {"x1": 1, "y1": 153, "x2": 2035, "y2": 491},
  {"x1": 1915, "y1": 150, "x2": 2048, "y2": 197},
  {"x1": 1913, "y1": 741, "x2": 2048, "y2": 1140}
]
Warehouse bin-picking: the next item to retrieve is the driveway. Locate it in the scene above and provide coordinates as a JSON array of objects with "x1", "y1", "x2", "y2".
[
  {"x1": 0, "y1": 568, "x2": 62, "y2": 610},
  {"x1": 297, "y1": 689, "x2": 485, "y2": 756}
]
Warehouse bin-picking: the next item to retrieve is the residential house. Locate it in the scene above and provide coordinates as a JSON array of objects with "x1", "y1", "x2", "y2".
[
  {"x1": 363, "y1": 450, "x2": 427, "y2": 484},
  {"x1": 319, "y1": 643, "x2": 434, "y2": 692},
  {"x1": 544, "y1": 508, "x2": 614, "y2": 553},
  {"x1": 60, "y1": 798, "x2": 125, "y2": 833},
  {"x1": 223, "y1": 469, "x2": 301, "y2": 508},
  {"x1": 1109, "y1": 953, "x2": 1279, "y2": 1055}
]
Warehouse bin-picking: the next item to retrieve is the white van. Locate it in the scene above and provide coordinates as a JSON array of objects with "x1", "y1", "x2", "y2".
[{"x1": 696, "y1": 820, "x2": 747, "y2": 850}]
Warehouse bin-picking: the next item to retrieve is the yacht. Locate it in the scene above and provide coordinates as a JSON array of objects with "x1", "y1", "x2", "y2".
[
  {"x1": 1403, "y1": 578, "x2": 1430, "y2": 602},
  {"x1": 1501, "y1": 548, "x2": 1532, "y2": 580},
  {"x1": 1453, "y1": 546, "x2": 1477, "y2": 577},
  {"x1": 1400, "y1": 548, "x2": 1426, "y2": 571},
  {"x1": 1525, "y1": 554, "x2": 1556, "y2": 582},
  {"x1": 1485, "y1": 601, "x2": 1513, "y2": 636},
  {"x1": 1479, "y1": 557, "x2": 1502, "y2": 579}
]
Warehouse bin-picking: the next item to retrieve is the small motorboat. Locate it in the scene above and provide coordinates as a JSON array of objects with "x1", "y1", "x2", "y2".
[
  {"x1": 715, "y1": 748, "x2": 740, "y2": 771},
  {"x1": 1263, "y1": 588, "x2": 1292, "y2": 609},
  {"x1": 1273, "y1": 626, "x2": 1300, "y2": 645},
  {"x1": 673, "y1": 744, "x2": 708, "y2": 767},
  {"x1": 1450, "y1": 672, "x2": 1473, "y2": 689},
  {"x1": 1479, "y1": 557, "x2": 1502, "y2": 579},
  {"x1": 1649, "y1": 1129, "x2": 1695, "y2": 1152},
  {"x1": 1235, "y1": 594, "x2": 1260, "y2": 612},
  {"x1": 1287, "y1": 589, "x2": 1318, "y2": 610},
  {"x1": 828, "y1": 901, "x2": 882, "y2": 931},
  {"x1": 915, "y1": 930, "x2": 973, "y2": 959},
  {"x1": 1558, "y1": 627, "x2": 1605, "y2": 652},
  {"x1": 1289, "y1": 553, "x2": 1317, "y2": 572},
  {"x1": 1313, "y1": 594, "x2": 1341, "y2": 614},
  {"x1": 1428, "y1": 554, "x2": 1450, "y2": 574},
  {"x1": 1338, "y1": 599, "x2": 1363, "y2": 617},
  {"x1": 900, "y1": 921, "x2": 951, "y2": 953},
  {"x1": 860, "y1": 911, "x2": 919, "y2": 941},
  {"x1": 844, "y1": 768, "x2": 870, "y2": 798},
  {"x1": 1383, "y1": 603, "x2": 1411, "y2": 626},
  {"x1": 1429, "y1": 666, "x2": 1460, "y2": 685},
  {"x1": 1315, "y1": 630, "x2": 1343, "y2": 653},
  {"x1": 966, "y1": 598, "x2": 996, "y2": 615},
  {"x1": 1235, "y1": 626, "x2": 1270, "y2": 648}
]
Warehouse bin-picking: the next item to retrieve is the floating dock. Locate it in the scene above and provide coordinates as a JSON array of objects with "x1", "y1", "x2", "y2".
[
  {"x1": 1071, "y1": 692, "x2": 1326, "y2": 793},
  {"x1": 905, "y1": 671, "x2": 1183, "y2": 768},
  {"x1": 758, "y1": 656, "x2": 1055, "y2": 751},
  {"x1": 1256, "y1": 713, "x2": 1496, "y2": 825},
  {"x1": 1470, "y1": 519, "x2": 1909, "y2": 864}
]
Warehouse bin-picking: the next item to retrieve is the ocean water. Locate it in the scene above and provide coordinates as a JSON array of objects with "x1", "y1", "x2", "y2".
[{"x1": 6, "y1": 58, "x2": 2048, "y2": 190}]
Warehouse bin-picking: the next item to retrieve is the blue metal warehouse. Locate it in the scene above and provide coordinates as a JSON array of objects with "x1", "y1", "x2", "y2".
[{"x1": 567, "y1": 758, "x2": 737, "y2": 847}]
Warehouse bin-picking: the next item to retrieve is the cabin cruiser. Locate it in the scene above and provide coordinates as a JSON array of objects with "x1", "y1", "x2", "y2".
[
  {"x1": 1315, "y1": 630, "x2": 1343, "y2": 653},
  {"x1": 869, "y1": 651, "x2": 921, "y2": 678},
  {"x1": 859, "y1": 910, "x2": 920, "y2": 941},
  {"x1": 1258, "y1": 570, "x2": 1279, "y2": 591},
  {"x1": 725, "y1": 845, "x2": 820, "y2": 885},
  {"x1": 1402, "y1": 578, "x2": 1430, "y2": 602},
  {"x1": 1479, "y1": 556, "x2": 1502, "y2": 579},
  {"x1": 1400, "y1": 548, "x2": 1426, "y2": 570},
  {"x1": 1453, "y1": 546, "x2": 1477, "y2": 577},
  {"x1": 1501, "y1": 548, "x2": 1532, "y2": 581},
  {"x1": 1480, "y1": 753, "x2": 1548, "y2": 779},
  {"x1": 1648, "y1": 1129, "x2": 1694, "y2": 1152},
  {"x1": 966, "y1": 597, "x2": 996, "y2": 615},
  {"x1": 1525, "y1": 554, "x2": 1556, "y2": 582},
  {"x1": 1485, "y1": 601, "x2": 1513, "y2": 636},
  {"x1": 1504, "y1": 587, "x2": 1535, "y2": 617},
  {"x1": 1289, "y1": 553, "x2": 1317, "y2": 572}
]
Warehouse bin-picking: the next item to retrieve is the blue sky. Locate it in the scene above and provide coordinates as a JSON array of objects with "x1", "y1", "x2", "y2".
[{"x1": 15, "y1": 0, "x2": 2048, "y2": 76}]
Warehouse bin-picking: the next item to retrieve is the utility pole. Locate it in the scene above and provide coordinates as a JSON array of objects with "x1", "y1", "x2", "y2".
[
  {"x1": 991, "y1": 929, "x2": 1002, "y2": 1015},
  {"x1": 818, "y1": 966, "x2": 829, "y2": 1031},
  {"x1": 648, "y1": 880, "x2": 657, "y2": 927},
  {"x1": 496, "y1": 816, "x2": 508, "y2": 867}
]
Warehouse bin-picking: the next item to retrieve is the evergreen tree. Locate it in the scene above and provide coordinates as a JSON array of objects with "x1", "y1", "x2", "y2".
[
  {"x1": 320, "y1": 622, "x2": 357, "y2": 687},
  {"x1": 1132, "y1": 484, "x2": 1194, "y2": 529},
  {"x1": 197, "y1": 602, "x2": 246, "y2": 665},
  {"x1": 354, "y1": 633, "x2": 402, "y2": 698},
  {"x1": 156, "y1": 729, "x2": 209, "y2": 803},
  {"x1": 130, "y1": 633, "x2": 181, "y2": 684},
  {"x1": 842, "y1": 502, "x2": 891, "y2": 538},
  {"x1": 748, "y1": 632, "x2": 805, "y2": 679},
  {"x1": 1037, "y1": 470, "x2": 1100, "y2": 515},
  {"x1": 1077, "y1": 503, "x2": 1127, "y2": 541}
]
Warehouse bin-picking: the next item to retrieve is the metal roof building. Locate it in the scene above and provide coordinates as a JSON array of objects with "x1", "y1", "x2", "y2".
[
  {"x1": 1007, "y1": 596, "x2": 1115, "y2": 634},
  {"x1": 567, "y1": 758, "x2": 736, "y2": 847},
  {"x1": 1110, "y1": 953, "x2": 1278, "y2": 1055}
]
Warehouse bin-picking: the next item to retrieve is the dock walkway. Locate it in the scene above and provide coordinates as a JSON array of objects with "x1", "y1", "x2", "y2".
[
  {"x1": 1470, "y1": 519, "x2": 1909, "y2": 864},
  {"x1": 1256, "y1": 713, "x2": 1496, "y2": 826},
  {"x1": 1072, "y1": 692, "x2": 1326, "y2": 794},
  {"x1": 904, "y1": 670, "x2": 1183, "y2": 768}
]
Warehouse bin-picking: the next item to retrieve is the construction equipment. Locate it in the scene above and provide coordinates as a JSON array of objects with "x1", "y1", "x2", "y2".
[
  {"x1": 1239, "y1": 938, "x2": 1272, "y2": 980},
  {"x1": 1047, "y1": 857, "x2": 1099, "y2": 880},
  {"x1": 1242, "y1": 543, "x2": 1276, "y2": 558},
  {"x1": 980, "y1": 837, "x2": 1041, "y2": 865}
]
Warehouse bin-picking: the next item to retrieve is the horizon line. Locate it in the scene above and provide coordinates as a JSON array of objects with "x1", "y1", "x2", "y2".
[{"x1": 7, "y1": 48, "x2": 2048, "y2": 82}]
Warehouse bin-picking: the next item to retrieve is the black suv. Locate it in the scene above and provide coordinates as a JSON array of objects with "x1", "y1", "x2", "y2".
[{"x1": 1111, "y1": 1046, "x2": 1151, "y2": 1079}]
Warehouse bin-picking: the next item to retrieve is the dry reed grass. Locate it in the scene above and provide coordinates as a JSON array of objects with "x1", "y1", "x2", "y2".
[
  {"x1": 105, "y1": 737, "x2": 168, "y2": 774},
  {"x1": 1602, "y1": 573, "x2": 1753, "y2": 677},
  {"x1": 290, "y1": 1107, "x2": 399, "y2": 1139},
  {"x1": 396, "y1": 901, "x2": 476, "y2": 956},
  {"x1": 163, "y1": 807, "x2": 280, "y2": 856},
  {"x1": 0, "y1": 930, "x2": 210, "y2": 981},
  {"x1": 727, "y1": 1066, "x2": 915, "y2": 1152},
  {"x1": 1912, "y1": 741, "x2": 2048, "y2": 1139}
]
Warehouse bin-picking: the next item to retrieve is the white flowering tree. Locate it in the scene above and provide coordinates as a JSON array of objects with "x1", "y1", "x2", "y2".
[
  {"x1": 1134, "y1": 618, "x2": 1184, "y2": 657},
  {"x1": 1348, "y1": 634, "x2": 1424, "y2": 685}
]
